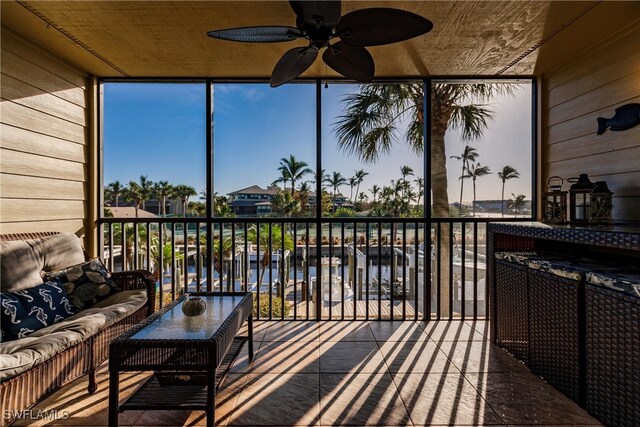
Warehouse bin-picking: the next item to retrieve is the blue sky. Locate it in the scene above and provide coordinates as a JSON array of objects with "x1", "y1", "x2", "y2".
[
  {"x1": 103, "y1": 83, "x2": 207, "y2": 193},
  {"x1": 104, "y1": 81, "x2": 532, "y2": 203}
]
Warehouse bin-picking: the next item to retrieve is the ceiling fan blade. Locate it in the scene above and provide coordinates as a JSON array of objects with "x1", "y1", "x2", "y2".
[
  {"x1": 270, "y1": 46, "x2": 318, "y2": 87},
  {"x1": 337, "y1": 8, "x2": 433, "y2": 47},
  {"x1": 207, "y1": 26, "x2": 302, "y2": 43},
  {"x1": 322, "y1": 42, "x2": 374, "y2": 83},
  {"x1": 289, "y1": 1, "x2": 341, "y2": 29}
]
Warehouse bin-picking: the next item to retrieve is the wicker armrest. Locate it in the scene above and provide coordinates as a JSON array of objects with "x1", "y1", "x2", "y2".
[{"x1": 112, "y1": 270, "x2": 157, "y2": 315}]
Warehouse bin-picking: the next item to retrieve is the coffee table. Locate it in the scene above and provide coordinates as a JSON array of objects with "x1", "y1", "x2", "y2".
[{"x1": 108, "y1": 292, "x2": 253, "y2": 427}]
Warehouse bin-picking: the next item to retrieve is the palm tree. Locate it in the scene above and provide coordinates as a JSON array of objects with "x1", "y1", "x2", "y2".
[
  {"x1": 138, "y1": 175, "x2": 153, "y2": 211},
  {"x1": 370, "y1": 185, "x2": 380, "y2": 203},
  {"x1": 334, "y1": 82, "x2": 511, "y2": 217},
  {"x1": 312, "y1": 169, "x2": 332, "y2": 190},
  {"x1": 296, "y1": 181, "x2": 312, "y2": 214},
  {"x1": 353, "y1": 169, "x2": 368, "y2": 202},
  {"x1": 463, "y1": 162, "x2": 491, "y2": 216},
  {"x1": 451, "y1": 145, "x2": 478, "y2": 212},
  {"x1": 211, "y1": 235, "x2": 234, "y2": 288},
  {"x1": 107, "y1": 181, "x2": 124, "y2": 207},
  {"x1": 188, "y1": 201, "x2": 206, "y2": 216},
  {"x1": 509, "y1": 193, "x2": 527, "y2": 216},
  {"x1": 126, "y1": 181, "x2": 144, "y2": 218},
  {"x1": 414, "y1": 177, "x2": 424, "y2": 206},
  {"x1": 272, "y1": 190, "x2": 301, "y2": 217},
  {"x1": 213, "y1": 193, "x2": 234, "y2": 217},
  {"x1": 498, "y1": 165, "x2": 520, "y2": 217},
  {"x1": 334, "y1": 82, "x2": 513, "y2": 317},
  {"x1": 400, "y1": 165, "x2": 414, "y2": 181},
  {"x1": 298, "y1": 181, "x2": 312, "y2": 193},
  {"x1": 399, "y1": 166, "x2": 414, "y2": 200},
  {"x1": 173, "y1": 184, "x2": 197, "y2": 217},
  {"x1": 153, "y1": 181, "x2": 173, "y2": 217},
  {"x1": 327, "y1": 171, "x2": 347, "y2": 211},
  {"x1": 272, "y1": 169, "x2": 289, "y2": 190},
  {"x1": 277, "y1": 155, "x2": 313, "y2": 196},
  {"x1": 348, "y1": 176, "x2": 357, "y2": 203},
  {"x1": 247, "y1": 223, "x2": 293, "y2": 289}
]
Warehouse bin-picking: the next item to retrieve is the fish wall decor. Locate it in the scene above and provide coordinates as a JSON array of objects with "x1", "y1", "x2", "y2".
[{"x1": 596, "y1": 103, "x2": 640, "y2": 135}]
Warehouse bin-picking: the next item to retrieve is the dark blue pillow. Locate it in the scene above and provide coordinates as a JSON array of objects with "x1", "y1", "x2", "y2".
[
  {"x1": 43, "y1": 258, "x2": 120, "y2": 309},
  {"x1": 1, "y1": 279, "x2": 79, "y2": 341}
]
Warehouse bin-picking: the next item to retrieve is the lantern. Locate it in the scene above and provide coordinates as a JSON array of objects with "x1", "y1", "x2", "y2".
[
  {"x1": 568, "y1": 174, "x2": 595, "y2": 224},
  {"x1": 589, "y1": 181, "x2": 614, "y2": 225},
  {"x1": 542, "y1": 176, "x2": 567, "y2": 224}
]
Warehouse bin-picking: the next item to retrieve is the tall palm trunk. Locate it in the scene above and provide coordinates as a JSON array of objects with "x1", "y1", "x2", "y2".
[
  {"x1": 501, "y1": 183, "x2": 505, "y2": 217},
  {"x1": 459, "y1": 162, "x2": 465, "y2": 213},
  {"x1": 472, "y1": 179, "x2": 477, "y2": 217},
  {"x1": 431, "y1": 131, "x2": 451, "y2": 318},
  {"x1": 258, "y1": 253, "x2": 270, "y2": 285}
]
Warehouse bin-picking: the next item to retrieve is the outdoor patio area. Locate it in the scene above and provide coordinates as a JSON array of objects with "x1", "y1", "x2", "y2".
[{"x1": 16, "y1": 320, "x2": 600, "y2": 426}]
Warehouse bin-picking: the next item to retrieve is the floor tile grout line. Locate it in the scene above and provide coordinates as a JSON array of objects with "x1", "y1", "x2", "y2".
[
  {"x1": 463, "y1": 319, "x2": 489, "y2": 338},
  {"x1": 473, "y1": 378, "x2": 509, "y2": 426}
]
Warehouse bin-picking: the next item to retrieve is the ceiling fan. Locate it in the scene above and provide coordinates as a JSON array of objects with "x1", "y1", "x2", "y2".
[{"x1": 207, "y1": 1, "x2": 433, "y2": 87}]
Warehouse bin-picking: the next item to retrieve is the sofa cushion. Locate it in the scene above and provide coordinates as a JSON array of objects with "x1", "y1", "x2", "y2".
[
  {"x1": 0, "y1": 289, "x2": 147, "y2": 381},
  {"x1": 0, "y1": 241, "x2": 44, "y2": 292},
  {"x1": 1, "y1": 279, "x2": 79, "y2": 341},
  {"x1": 44, "y1": 259, "x2": 121, "y2": 310},
  {"x1": 31, "y1": 233, "x2": 85, "y2": 273}
]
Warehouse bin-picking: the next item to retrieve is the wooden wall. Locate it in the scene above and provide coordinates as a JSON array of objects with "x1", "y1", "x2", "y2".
[
  {"x1": 0, "y1": 29, "x2": 90, "y2": 236},
  {"x1": 542, "y1": 24, "x2": 640, "y2": 223}
]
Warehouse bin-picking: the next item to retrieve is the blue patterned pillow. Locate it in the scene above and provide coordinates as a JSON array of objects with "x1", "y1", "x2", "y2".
[
  {"x1": 44, "y1": 258, "x2": 120, "y2": 309},
  {"x1": 1, "y1": 279, "x2": 79, "y2": 341}
]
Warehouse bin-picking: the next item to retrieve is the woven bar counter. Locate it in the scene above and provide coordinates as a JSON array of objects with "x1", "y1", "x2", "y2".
[{"x1": 488, "y1": 222, "x2": 640, "y2": 427}]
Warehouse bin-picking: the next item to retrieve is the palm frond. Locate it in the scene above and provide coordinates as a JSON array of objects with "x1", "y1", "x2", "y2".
[
  {"x1": 333, "y1": 83, "x2": 421, "y2": 163},
  {"x1": 450, "y1": 105, "x2": 494, "y2": 140}
]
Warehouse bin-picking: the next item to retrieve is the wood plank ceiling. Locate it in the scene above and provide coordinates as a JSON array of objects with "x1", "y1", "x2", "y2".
[{"x1": 1, "y1": 1, "x2": 599, "y2": 78}]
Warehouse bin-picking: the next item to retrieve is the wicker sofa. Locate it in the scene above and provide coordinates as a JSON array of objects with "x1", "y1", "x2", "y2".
[{"x1": 0, "y1": 232, "x2": 156, "y2": 426}]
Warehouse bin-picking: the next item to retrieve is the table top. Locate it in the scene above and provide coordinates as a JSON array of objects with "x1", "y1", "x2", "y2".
[{"x1": 129, "y1": 293, "x2": 251, "y2": 342}]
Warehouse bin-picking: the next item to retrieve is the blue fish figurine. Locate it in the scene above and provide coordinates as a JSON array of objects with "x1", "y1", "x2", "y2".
[{"x1": 597, "y1": 103, "x2": 640, "y2": 135}]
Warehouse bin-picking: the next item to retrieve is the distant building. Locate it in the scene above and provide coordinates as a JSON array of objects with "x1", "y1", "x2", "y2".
[
  {"x1": 228, "y1": 185, "x2": 278, "y2": 216},
  {"x1": 227, "y1": 185, "x2": 348, "y2": 216}
]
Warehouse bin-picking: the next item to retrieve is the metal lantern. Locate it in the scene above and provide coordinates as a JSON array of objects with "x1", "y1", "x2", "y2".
[
  {"x1": 589, "y1": 181, "x2": 614, "y2": 225},
  {"x1": 542, "y1": 176, "x2": 567, "y2": 224},
  {"x1": 568, "y1": 174, "x2": 595, "y2": 224}
]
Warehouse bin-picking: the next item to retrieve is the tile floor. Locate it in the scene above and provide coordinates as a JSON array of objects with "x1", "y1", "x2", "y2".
[{"x1": 13, "y1": 320, "x2": 601, "y2": 426}]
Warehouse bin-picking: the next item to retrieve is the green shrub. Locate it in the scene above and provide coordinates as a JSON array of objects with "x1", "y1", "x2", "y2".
[{"x1": 253, "y1": 295, "x2": 292, "y2": 318}]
